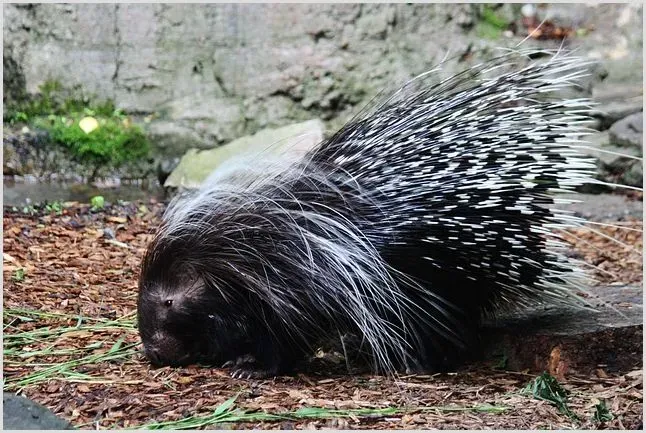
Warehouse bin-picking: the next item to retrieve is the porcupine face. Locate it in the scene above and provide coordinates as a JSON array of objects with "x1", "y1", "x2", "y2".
[
  {"x1": 137, "y1": 258, "x2": 250, "y2": 368},
  {"x1": 137, "y1": 272, "x2": 207, "y2": 366}
]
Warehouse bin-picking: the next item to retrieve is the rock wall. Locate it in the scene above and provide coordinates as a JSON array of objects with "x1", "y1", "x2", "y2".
[{"x1": 3, "y1": 3, "x2": 643, "y2": 160}]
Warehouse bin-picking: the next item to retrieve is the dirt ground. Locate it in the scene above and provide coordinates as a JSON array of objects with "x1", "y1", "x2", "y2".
[{"x1": 2, "y1": 198, "x2": 642, "y2": 429}]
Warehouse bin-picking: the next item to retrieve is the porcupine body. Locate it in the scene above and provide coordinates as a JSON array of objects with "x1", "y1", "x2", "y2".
[{"x1": 137, "y1": 50, "x2": 599, "y2": 377}]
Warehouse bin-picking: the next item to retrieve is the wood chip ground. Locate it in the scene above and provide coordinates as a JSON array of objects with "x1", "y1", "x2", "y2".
[{"x1": 3, "y1": 199, "x2": 642, "y2": 429}]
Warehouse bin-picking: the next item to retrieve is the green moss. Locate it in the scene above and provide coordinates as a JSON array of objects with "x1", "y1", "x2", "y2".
[
  {"x1": 4, "y1": 79, "x2": 117, "y2": 124},
  {"x1": 12, "y1": 268, "x2": 25, "y2": 282},
  {"x1": 521, "y1": 372, "x2": 578, "y2": 421},
  {"x1": 90, "y1": 195, "x2": 106, "y2": 211},
  {"x1": 592, "y1": 399, "x2": 613, "y2": 423},
  {"x1": 34, "y1": 114, "x2": 150, "y2": 170},
  {"x1": 5, "y1": 79, "x2": 151, "y2": 175},
  {"x1": 474, "y1": 4, "x2": 511, "y2": 40}
]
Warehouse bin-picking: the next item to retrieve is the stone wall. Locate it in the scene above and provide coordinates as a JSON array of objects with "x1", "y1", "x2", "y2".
[{"x1": 3, "y1": 3, "x2": 643, "y2": 160}]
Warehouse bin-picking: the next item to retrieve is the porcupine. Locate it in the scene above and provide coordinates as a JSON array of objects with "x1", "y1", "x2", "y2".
[{"x1": 137, "y1": 49, "x2": 610, "y2": 378}]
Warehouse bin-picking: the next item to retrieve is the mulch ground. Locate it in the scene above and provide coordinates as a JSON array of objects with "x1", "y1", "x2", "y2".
[{"x1": 2, "y1": 199, "x2": 642, "y2": 429}]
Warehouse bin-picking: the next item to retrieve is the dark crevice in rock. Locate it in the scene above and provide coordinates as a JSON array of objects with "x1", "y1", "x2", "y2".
[{"x1": 111, "y1": 4, "x2": 121, "y2": 100}]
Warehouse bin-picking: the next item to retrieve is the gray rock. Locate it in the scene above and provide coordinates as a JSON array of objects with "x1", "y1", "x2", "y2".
[
  {"x1": 3, "y1": 393, "x2": 74, "y2": 430},
  {"x1": 165, "y1": 119, "x2": 325, "y2": 189},
  {"x1": 3, "y1": 180, "x2": 164, "y2": 207},
  {"x1": 3, "y1": 3, "x2": 643, "y2": 169},
  {"x1": 543, "y1": 3, "x2": 591, "y2": 26},
  {"x1": 102, "y1": 227, "x2": 116, "y2": 240},
  {"x1": 18, "y1": 4, "x2": 118, "y2": 98},
  {"x1": 3, "y1": 55, "x2": 27, "y2": 103},
  {"x1": 147, "y1": 120, "x2": 210, "y2": 154},
  {"x1": 582, "y1": 130, "x2": 643, "y2": 189},
  {"x1": 591, "y1": 82, "x2": 643, "y2": 130},
  {"x1": 592, "y1": 101, "x2": 644, "y2": 131},
  {"x1": 609, "y1": 111, "x2": 643, "y2": 148},
  {"x1": 551, "y1": 193, "x2": 643, "y2": 222},
  {"x1": 156, "y1": 156, "x2": 182, "y2": 186},
  {"x1": 166, "y1": 97, "x2": 242, "y2": 123},
  {"x1": 596, "y1": 54, "x2": 643, "y2": 87},
  {"x1": 355, "y1": 4, "x2": 397, "y2": 40},
  {"x1": 3, "y1": 137, "x2": 21, "y2": 176}
]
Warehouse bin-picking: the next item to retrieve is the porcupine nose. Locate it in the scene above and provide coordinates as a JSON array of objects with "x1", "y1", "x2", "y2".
[
  {"x1": 143, "y1": 332, "x2": 193, "y2": 366},
  {"x1": 144, "y1": 345, "x2": 163, "y2": 365}
]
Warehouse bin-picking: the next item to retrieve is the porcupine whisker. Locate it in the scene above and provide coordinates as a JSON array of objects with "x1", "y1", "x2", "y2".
[
  {"x1": 589, "y1": 180, "x2": 644, "y2": 192},
  {"x1": 515, "y1": 16, "x2": 550, "y2": 48}
]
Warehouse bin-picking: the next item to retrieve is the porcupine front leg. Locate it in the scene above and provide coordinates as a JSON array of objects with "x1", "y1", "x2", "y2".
[{"x1": 225, "y1": 329, "x2": 307, "y2": 379}]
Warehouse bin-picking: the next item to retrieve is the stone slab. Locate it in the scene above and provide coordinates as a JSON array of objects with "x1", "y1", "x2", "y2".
[
  {"x1": 481, "y1": 285, "x2": 643, "y2": 377},
  {"x1": 165, "y1": 119, "x2": 324, "y2": 189}
]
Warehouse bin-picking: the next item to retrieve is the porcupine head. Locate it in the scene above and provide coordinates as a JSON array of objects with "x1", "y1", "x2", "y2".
[
  {"x1": 136, "y1": 225, "x2": 255, "y2": 368},
  {"x1": 136, "y1": 157, "x2": 309, "y2": 372}
]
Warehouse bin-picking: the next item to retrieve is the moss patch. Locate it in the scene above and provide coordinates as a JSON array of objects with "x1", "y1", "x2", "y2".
[
  {"x1": 4, "y1": 80, "x2": 151, "y2": 178},
  {"x1": 4, "y1": 80, "x2": 116, "y2": 124},
  {"x1": 34, "y1": 114, "x2": 149, "y2": 169},
  {"x1": 474, "y1": 4, "x2": 512, "y2": 40}
]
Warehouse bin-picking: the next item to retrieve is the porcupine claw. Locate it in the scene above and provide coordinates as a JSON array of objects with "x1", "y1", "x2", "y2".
[
  {"x1": 231, "y1": 368, "x2": 269, "y2": 380},
  {"x1": 230, "y1": 366, "x2": 273, "y2": 380},
  {"x1": 224, "y1": 354, "x2": 274, "y2": 379}
]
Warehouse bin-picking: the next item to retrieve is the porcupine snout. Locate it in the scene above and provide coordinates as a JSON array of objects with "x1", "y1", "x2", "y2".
[{"x1": 142, "y1": 331, "x2": 192, "y2": 367}]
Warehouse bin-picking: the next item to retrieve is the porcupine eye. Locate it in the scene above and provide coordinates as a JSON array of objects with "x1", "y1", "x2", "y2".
[{"x1": 164, "y1": 299, "x2": 173, "y2": 307}]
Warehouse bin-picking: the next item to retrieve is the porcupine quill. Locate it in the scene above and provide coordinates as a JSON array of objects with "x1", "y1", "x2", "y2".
[{"x1": 137, "y1": 48, "x2": 642, "y2": 378}]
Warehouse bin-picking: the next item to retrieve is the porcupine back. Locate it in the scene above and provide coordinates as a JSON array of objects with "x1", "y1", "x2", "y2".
[{"x1": 140, "y1": 49, "x2": 599, "y2": 375}]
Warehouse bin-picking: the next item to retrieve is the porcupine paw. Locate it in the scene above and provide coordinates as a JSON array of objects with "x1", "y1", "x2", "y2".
[{"x1": 222, "y1": 355, "x2": 275, "y2": 379}]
